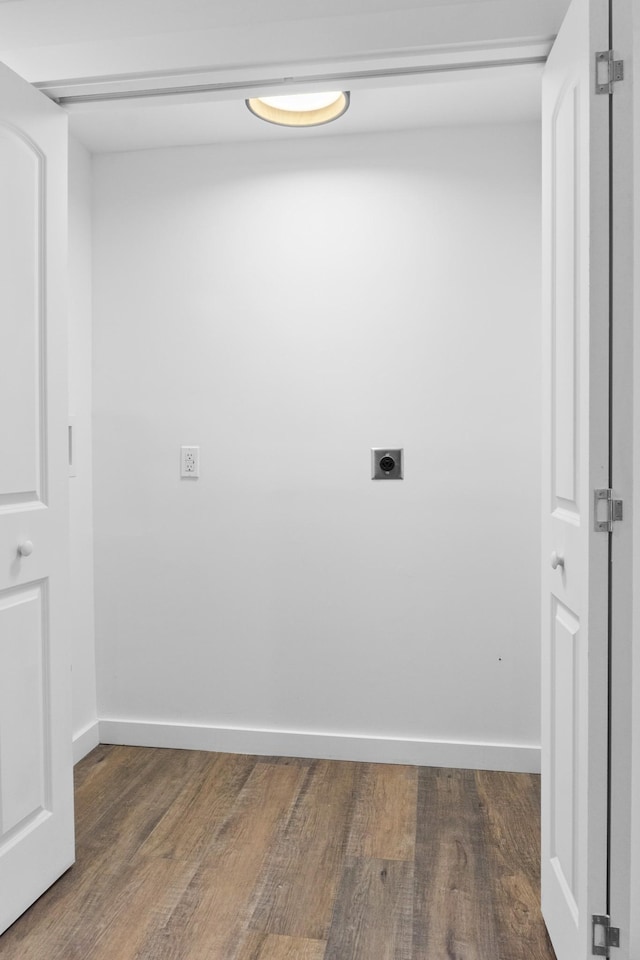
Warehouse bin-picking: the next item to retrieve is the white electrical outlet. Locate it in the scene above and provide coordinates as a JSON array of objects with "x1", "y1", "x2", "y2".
[{"x1": 180, "y1": 445, "x2": 200, "y2": 478}]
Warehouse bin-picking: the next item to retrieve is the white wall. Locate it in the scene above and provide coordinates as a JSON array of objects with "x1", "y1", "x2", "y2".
[
  {"x1": 68, "y1": 135, "x2": 98, "y2": 760},
  {"x1": 92, "y1": 122, "x2": 542, "y2": 770}
]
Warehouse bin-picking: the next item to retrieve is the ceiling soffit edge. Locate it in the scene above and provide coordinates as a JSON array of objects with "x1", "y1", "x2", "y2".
[{"x1": 37, "y1": 37, "x2": 553, "y2": 105}]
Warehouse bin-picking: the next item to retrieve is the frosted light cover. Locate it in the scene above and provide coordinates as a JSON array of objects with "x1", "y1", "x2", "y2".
[{"x1": 246, "y1": 91, "x2": 350, "y2": 127}]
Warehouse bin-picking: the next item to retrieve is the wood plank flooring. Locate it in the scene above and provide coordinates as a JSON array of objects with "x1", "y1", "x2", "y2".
[{"x1": 0, "y1": 746, "x2": 557, "y2": 960}]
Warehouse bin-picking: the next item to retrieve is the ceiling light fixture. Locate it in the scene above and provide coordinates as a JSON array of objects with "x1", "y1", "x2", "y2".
[{"x1": 245, "y1": 91, "x2": 350, "y2": 127}]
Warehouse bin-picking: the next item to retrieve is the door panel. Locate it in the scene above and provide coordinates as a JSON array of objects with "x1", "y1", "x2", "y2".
[
  {"x1": 0, "y1": 584, "x2": 49, "y2": 837},
  {"x1": 552, "y1": 82, "x2": 579, "y2": 509},
  {"x1": 0, "y1": 124, "x2": 43, "y2": 503},
  {"x1": 541, "y1": 0, "x2": 611, "y2": 958},
  {"x1": 550, "y1": 598, "x2": 580, "y2": 915},
  {"x1": 0, "y1": 61, "x2": 73, "y2": 935}
]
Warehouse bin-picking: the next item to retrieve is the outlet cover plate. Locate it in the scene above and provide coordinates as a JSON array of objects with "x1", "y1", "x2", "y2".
[
  {"x1": 372, "y1": 448, "x2": 403, "y2": 479},
  {"x1": 181, "y1": 445, "x2": 200, "y2": 478}
]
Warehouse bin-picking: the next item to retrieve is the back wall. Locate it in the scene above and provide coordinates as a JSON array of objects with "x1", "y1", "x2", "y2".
[{"x1": 92, "y1": 122, "x2": 541, "y2": 771}]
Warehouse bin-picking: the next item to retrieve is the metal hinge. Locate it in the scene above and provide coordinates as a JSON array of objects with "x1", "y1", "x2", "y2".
[
  {"x1": 596, "y1": 50, "x2": 624, "y2": 94},
  {"x1": 594, "y1": 489, "x2": 623, "y2": 532},
  {"x1": 593, "y1": 915, "x2": 620, "y2": 955}
]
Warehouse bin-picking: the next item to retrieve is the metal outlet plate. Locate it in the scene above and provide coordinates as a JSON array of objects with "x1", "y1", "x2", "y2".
[{"x1": 372, "y1": 448, "x2": 403, "y2": 479}]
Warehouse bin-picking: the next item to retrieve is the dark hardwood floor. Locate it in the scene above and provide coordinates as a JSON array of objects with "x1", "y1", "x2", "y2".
[{"x1": 0, "y1": 746, "x2": 557, "y2": 960}]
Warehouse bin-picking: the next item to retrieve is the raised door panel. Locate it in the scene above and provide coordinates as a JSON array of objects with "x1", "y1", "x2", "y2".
[
  {"x1": 0, "y1": 125, "x2": 44, "y2": 505},
  {"x1": 0, "y1": 584, "x2": 50, "y2": 840},
  {"x1": 549, "y1": 600, "x2": 580, "y2": 918},
  {"x1": 551, "y1": 83, "x2": 579, "y2": 514}
]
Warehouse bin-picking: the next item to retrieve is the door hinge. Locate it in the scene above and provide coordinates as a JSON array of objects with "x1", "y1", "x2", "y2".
[
  {"x1": 594, "y1": 489, "x2": 623, "y2": 532},
  {"x1": 596, "y1": 50, "x2": 624, "y2": 94},
  {"x1": 593, "y1": 915, "x2": 620, "y2": 955}
]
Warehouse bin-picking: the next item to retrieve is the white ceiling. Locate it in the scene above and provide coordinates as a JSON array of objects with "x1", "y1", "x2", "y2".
[
  {"x1": 0, "y1": 0, "x2": 571, "y2": 85},
  {"x1": 0, "y1": 0, "x2": 569, "y2": 50}
]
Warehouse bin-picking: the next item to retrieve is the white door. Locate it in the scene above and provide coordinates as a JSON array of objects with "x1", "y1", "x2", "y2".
[
  {"x1": 541, "y1": 0, "x2": 612, "y2": 957},
  {"x1": 0, "y1": 62, "x2": 74, "y2": 934}
]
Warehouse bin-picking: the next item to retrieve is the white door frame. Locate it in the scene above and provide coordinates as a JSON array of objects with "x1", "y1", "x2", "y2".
[
  {"x1": 609, "y1": 2, "x2": 640, "y2": 958},
  {"x1": 631, "y1": 2, "x2": 640, "y2": 948},
  {"x1": 57, "y1": 18, "x2": 639, "y2": 956},
  {"x1": 2, "y1": 6, "x2": 635, "y2": 947}
]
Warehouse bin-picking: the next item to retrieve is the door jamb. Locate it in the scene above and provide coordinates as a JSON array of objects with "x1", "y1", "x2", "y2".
[{"x1": 607, "y1": 0, "x2": 635, "y2": 957}]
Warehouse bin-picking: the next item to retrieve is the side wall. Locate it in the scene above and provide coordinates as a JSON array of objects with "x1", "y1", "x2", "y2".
[
  {"x1": 68, "y1": 135, "x2": 98, "y2": 760},
  {"x1": 92, "y1": 123, "x2": 542, "y2": 771}
]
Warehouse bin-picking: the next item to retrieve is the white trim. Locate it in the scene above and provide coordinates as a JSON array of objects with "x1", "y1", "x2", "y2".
[
  {"x1": 38, "y1": 39, "x2": 552, "y2": 104},
  {"x1": 72, "y1": 720, "x2": 100, "y2": 764},
  {"x1": 612, "y1": 1, "x2": 637, "y2": 957},
  {"x1": 98, "y1": 719, "x2": 540, "y2": 773}
]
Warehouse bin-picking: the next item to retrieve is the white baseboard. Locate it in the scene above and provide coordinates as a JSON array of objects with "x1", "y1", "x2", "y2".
[
  {"x1": 73, "y1": 720, "x2": 100, "y2": 764},
  {"x1": 98, "y1": 719, "x2": 540, "y2": 773}
]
